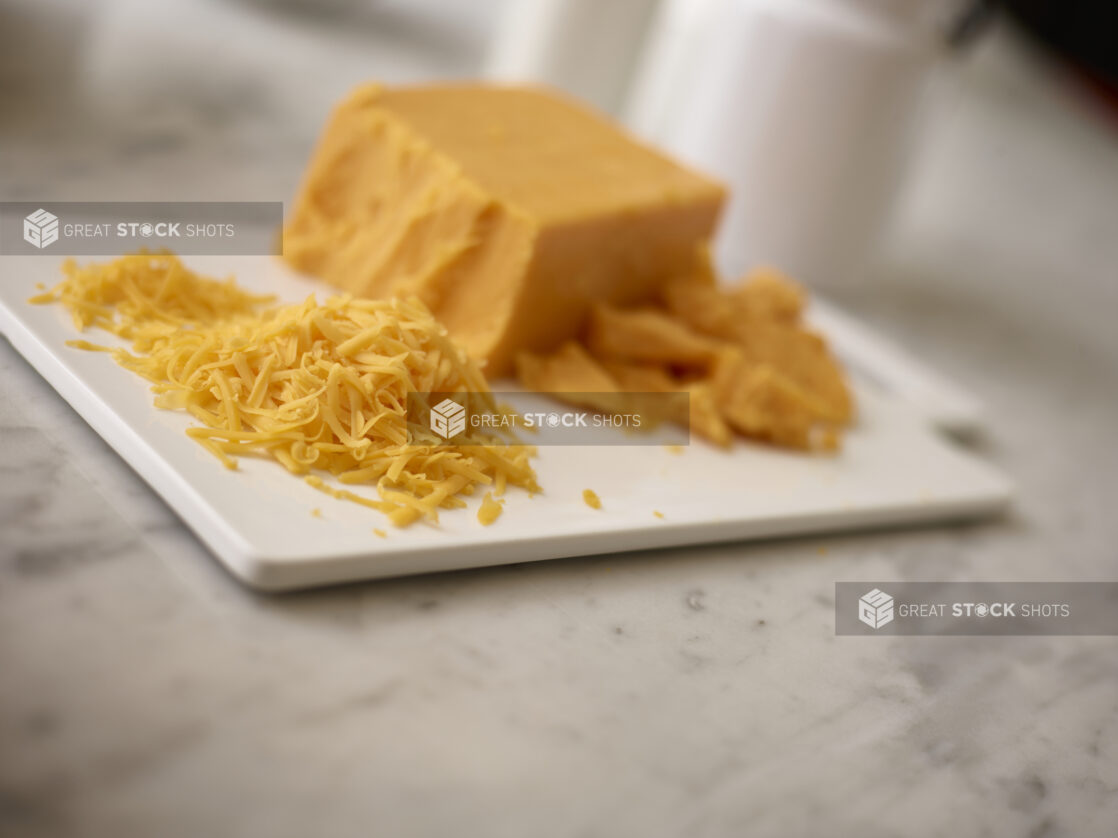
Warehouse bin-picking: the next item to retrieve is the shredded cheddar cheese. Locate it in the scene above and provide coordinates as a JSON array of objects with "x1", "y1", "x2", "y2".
[
  {"x1": 582, "y1": 489, "x2": 601, "y2": 510},
  {"x1": 33, "y1": 253, "x2": 539, "y2": 527}
]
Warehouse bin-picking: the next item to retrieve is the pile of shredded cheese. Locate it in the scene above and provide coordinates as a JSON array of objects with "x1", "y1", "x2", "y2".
[{"x1": 31, "y1": 253, "x2": 538, "y2": 527}]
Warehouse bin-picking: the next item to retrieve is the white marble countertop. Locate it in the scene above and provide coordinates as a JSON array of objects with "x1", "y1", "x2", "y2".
[{"x1": 1, "y1": 4, "x2": 1116, "y2": 837}]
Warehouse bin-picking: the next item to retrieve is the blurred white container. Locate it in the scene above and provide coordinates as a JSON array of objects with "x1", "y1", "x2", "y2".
[
  {"x1": 626, "y1": 0, "x2": 962, "y2": 286},
  {"x1": 485, "y1": 0, "x2": 663, "y2": 115}
]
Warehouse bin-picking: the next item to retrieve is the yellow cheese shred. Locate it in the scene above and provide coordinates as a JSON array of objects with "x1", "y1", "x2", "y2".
[
  {"x1": 582, "y1": 489, "x2": 602, "y2": 510},
  {"x1": 32, "y1": 253, "x2": 539, "y2": 527},
  {"x1": 477, "y1": 491, "x2": 504, "y2": 526}
]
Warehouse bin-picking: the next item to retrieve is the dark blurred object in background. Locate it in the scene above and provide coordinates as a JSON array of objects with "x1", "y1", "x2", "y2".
[{"x1": 1006, "y1": 0, "x2": 1118, "y2": 95}]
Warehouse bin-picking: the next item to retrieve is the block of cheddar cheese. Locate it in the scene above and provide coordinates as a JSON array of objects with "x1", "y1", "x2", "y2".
[{"x1": 283, "y1": 83, "x2": 725, "y2": 374}]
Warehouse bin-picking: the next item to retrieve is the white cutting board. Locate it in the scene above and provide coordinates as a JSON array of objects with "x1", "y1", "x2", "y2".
[{"x1": 0, "y1": 255, "x2": 1012, "y2": 591}]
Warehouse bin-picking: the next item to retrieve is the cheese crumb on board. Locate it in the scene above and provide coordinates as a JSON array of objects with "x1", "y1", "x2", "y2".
[
  {"x1": 32, "y1": 253, "x2": 539, "y2": 528},
  {"x1": 582, "y1": 489, "x2": 601, "y2": 510},
  {"x1": 477, "y1": 491, "x2": 504, "y2": 526},
  {"x1": 653, "y1": 510, "x2": 665, "y2": 519}
]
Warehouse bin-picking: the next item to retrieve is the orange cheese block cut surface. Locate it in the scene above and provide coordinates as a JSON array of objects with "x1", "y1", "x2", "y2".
[{"x1": 283, "y1": 83, "x2": 726, "y2": 375}]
